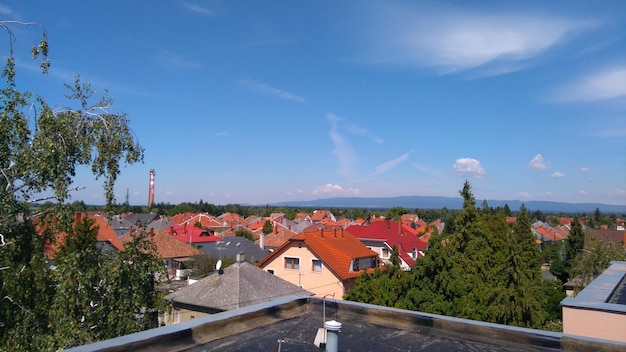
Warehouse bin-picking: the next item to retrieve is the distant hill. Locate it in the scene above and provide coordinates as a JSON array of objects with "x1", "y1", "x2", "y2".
[{"x1": 270, "y1": 196, "x2": 626, "y2": 214}]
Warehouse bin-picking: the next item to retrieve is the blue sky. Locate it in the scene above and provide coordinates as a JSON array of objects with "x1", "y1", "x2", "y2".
[{"x1": 3, "y1": 1, "x2": 625, "y2": 206}]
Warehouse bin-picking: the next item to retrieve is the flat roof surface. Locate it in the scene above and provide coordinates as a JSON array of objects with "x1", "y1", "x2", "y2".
[
  {"x1": 68, "y1": 296, "x2": 626, "y2": 352},
  {"x1": 187, "y1": 304, "x2": 555, "y2": 352}
]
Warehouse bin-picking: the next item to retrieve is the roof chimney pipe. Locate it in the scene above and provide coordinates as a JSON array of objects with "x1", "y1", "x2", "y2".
[{"x1": 324, "y1": 320, "x2": 342, "y2": 352}]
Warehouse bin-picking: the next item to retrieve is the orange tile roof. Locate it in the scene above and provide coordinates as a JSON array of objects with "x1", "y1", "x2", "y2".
[
  {"x1": 120, "y1": 230, "x2": 204, "y2": 260},
  {"x1": 311, "y1": 210, "x2": 330, "y2": 221},
  {"x1": 256, "y1": 223, "x2": 297, "y2": 248},
  {"x1": 43, "y1": 214, "x2": 124, "y2": 259},
  {"x1": 258, "y1": 228, "x2": 378, "y2": 281},
  {"x1": 179, "y1": 213, "x2": 223, "y2": 228}
]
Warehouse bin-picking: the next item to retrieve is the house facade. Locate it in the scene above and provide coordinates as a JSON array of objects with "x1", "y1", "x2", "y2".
[{"x1": 257, "y1": 228, "x2": 379, "y2": 299}]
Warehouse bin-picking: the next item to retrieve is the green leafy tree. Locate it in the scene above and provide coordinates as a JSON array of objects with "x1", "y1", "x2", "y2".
[
  {"x1": 262, "y1": 220, "x2": 273, "y2": 235},
  {"x1": 565, "y1": 216, "x2": 584, "y2": 262},
  {"x1": 0, "y1": 21, "x2": 147, "y2": 350},
  {"x1": 567, "y1": 234, "x2": 626, "y2": 294},
  {"x1": 401, "y1": 181, "x2": 546, "y2": 328},
  {"x1": 235, "y1": 229, "x2": 254, "y2": 241}
]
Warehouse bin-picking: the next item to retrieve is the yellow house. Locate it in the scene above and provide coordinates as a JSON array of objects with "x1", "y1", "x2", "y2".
[{"x1": 257, "y1": 228, "x2": 379, "y2": 299}]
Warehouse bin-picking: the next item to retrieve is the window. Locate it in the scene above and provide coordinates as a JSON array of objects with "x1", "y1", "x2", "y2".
[
  {"x1": 382, "y1": 248, "x2": 390, "y2": 258},
  {"x1": 352, "y1": 259, "x2": 360, "y2": 271},
  {"x1": 312, "y1": 259, "x2": 322, "y2": 272},
  {"x1": 284, "y1": 257, "x2": 300, "y2": 270},
  {"x1": 267, "y1": 269, "x2": 275, "y2": 275}
]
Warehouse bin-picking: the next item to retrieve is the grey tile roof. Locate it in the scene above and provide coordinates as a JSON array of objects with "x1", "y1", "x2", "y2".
[
  {"x1": 197, "y1": 237, "x2": 269, "y2": 263},
  {"x1": 165, "y1": 261, "x2": 312, "y2": 311}
]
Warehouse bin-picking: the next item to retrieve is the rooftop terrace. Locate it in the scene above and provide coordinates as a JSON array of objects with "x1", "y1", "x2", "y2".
[{"x1": 68, "y1": 295, "x2": 626, "y2": 352}]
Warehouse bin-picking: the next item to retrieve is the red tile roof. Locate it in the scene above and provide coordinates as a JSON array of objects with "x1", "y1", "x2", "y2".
[
  {"x1": 168, "y1": 224, "x2": 220, "y2": 244},
  {"x1": 346, "y1": 220, "x2": 427, "y2": 267}
]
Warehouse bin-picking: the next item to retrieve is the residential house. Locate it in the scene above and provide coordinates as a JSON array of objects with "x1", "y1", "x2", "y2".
[
  {"x1": 311, "y1": 209, "x2": 336, "y2": 223},
  {"x1": 256, "y1": 228, "x2": 379, "y2": 299},
  {"x1": 198, "y1": 237, "x2": 269, "y2": 263},
  {"x1": 163, "y1": 253, "x2": 311, "y2": 324},
  {"x1": 256, "y1": 222, "x2": 297, "y2": 251},
  {"x1": 121, "y1": 229, "x2": 205, "y2": 279},
  {"x1": 346, "y1": 220, "x2": 427, "y2": 270},
  {"x1": 168, "y1": 223, "x2": 220, "y2": 247},
  {"x1": 110, "y1": 215, "x2": 133, "y2": 236},
  {"x1": 44, "y1": 213, "x2": 124, "y2": 261},
  {"x1": 146, "y1": 216, "x2": 174, "y2": 232},
  {"x1": 170, "y1": 212, "x2": 229, "y2": 237}
]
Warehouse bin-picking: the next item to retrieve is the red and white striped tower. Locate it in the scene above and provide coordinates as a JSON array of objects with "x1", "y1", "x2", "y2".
[{"x1": 148, "y1": 169, "x2": 155, "y2": 208}]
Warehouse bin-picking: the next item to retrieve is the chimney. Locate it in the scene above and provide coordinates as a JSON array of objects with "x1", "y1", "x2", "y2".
[
  {"x1": 148, "y1": 169, "x2": 155, "y2": 208},
  {"x1": 129, "y1": 225, "x2": 133, "y2": 234},
  {"x1": 149, "y1": 228, "x2": 154, "y2": 237},
  {"x1": 324, "y1": 320, "x2": 342, "y2": 352},
  {"x1": 274, "y1": 224, "x2": 278, "y2": 234},
  {"x1": 333, "y1": 228, "x2": 337, "y2": 238},
  {"x1": 236, "y1": 252, "x2": 245, "y2": 263},
  {"x1": 320, "y1": 228, "x2": 324, "y2": 238},
  {"x1": 260, "y1": 234, "x2": 265, "y2": 250},
  {"x1": 74, "y1": 212, "x2": 82, "y2": 227},
  {"x1": 169, "y1": 226, "x2": 174, "y2": 235},
  {"x1": 183, "y1": 222, "x2": 187, "y2": 233}
]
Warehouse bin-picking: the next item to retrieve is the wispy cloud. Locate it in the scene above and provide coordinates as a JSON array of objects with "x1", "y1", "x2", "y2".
[
  {"x1": 159, "y1": 49, "x2": 202, "y2": 68},
  {"x1": 240, "y1": 79, "x2": 305, "y2": 103},
  {"x1": 366, "y1": 5, "x2": 592, "y2": 76},
  {"x1": 181, "y1": 2, "x2": 217, "y2": 17},
  {"x1": 551, "y1": 66, "x2": 626, "y2": 102},
  {"x1": 373, "y1": 151, "x2": 412, "y2": 175},
  {"x1": 551, "y1": 172, "x2": 566, "y2": 178},
  {"x1": 453, "y1": 158, "x2": 485, "y2": 178},
  {"x1": 528, "y1": 154, "x2": 551, "y2": 170},
  {"x1": 310, "y1": 183, "x2": 361, "y2": 197},
  {"x1": 214, "y1": 131, "x2": 230, "y2": 137},
  {"x1": 517, "y1": 191, "x2": 533, "y2": 200},
  {"x1": 347, "y1": 125, "x2": 384, "y2": 144},
  {"x1": 580, "y1": 167, "x2": 589, "y2": 173},
  {"x1": 0, "y1": 4, "x2": 15, "y2": 16},
  {"x1": 327, "y1": 113, "x2": 357, "y2": 179}
]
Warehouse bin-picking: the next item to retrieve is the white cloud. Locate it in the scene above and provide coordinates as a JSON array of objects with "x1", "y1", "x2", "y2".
[
  {"x1": 580, "y1": 167, "x2": 589, "y2": 173},
  {"x1": 311, "y1": 183, "x2": 360, "y2": 197},
  {"x1": 368, "y1": 5, "x2": 591, "y2": 75},
  {"x1": 181, "y1": 2, "x2": 216, "y2": 17},
  {"x1": 551, "y1": 172, "x2": 566, "y2": 178},
  {"x1": 373, "y1": 151, "x2": 412, "y2": 175},
  {"x1": 240, "y1": 79, "x2": 305, "y2": 103},
  {"x1": 528, "y1": 154, "x2": 551, "y2": 170},
  {"x1": 517, "y1": 191, "x2": 533, "y2": 199},
  {"x1": 327, "y1": 114, "x2": 358, "y2": 180},
  {"x1": 165, "y1": 190, "x2": 174, "y2": 196},
  {"x1": 453, "y1": 158, "x2": 485, "y2": 178},
  {"x1": 577, "y1": 190, "x2": 589, "y2": 195},
  {"x1": 214, "y1": 131, "x2": 230, "y2": 137},
  {"x1": 552, "y1": 67, "x2": 626, "y2": 102}
]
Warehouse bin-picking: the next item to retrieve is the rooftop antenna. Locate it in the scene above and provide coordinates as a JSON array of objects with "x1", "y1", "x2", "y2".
[{"x1": 216, "y1": 259, "x2": 223, "y2": 275}]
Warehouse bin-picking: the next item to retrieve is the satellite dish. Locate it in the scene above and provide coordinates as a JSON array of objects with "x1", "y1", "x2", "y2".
[{"x1": 216, "y1": 259, "x2": 222, "y2": 271}]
